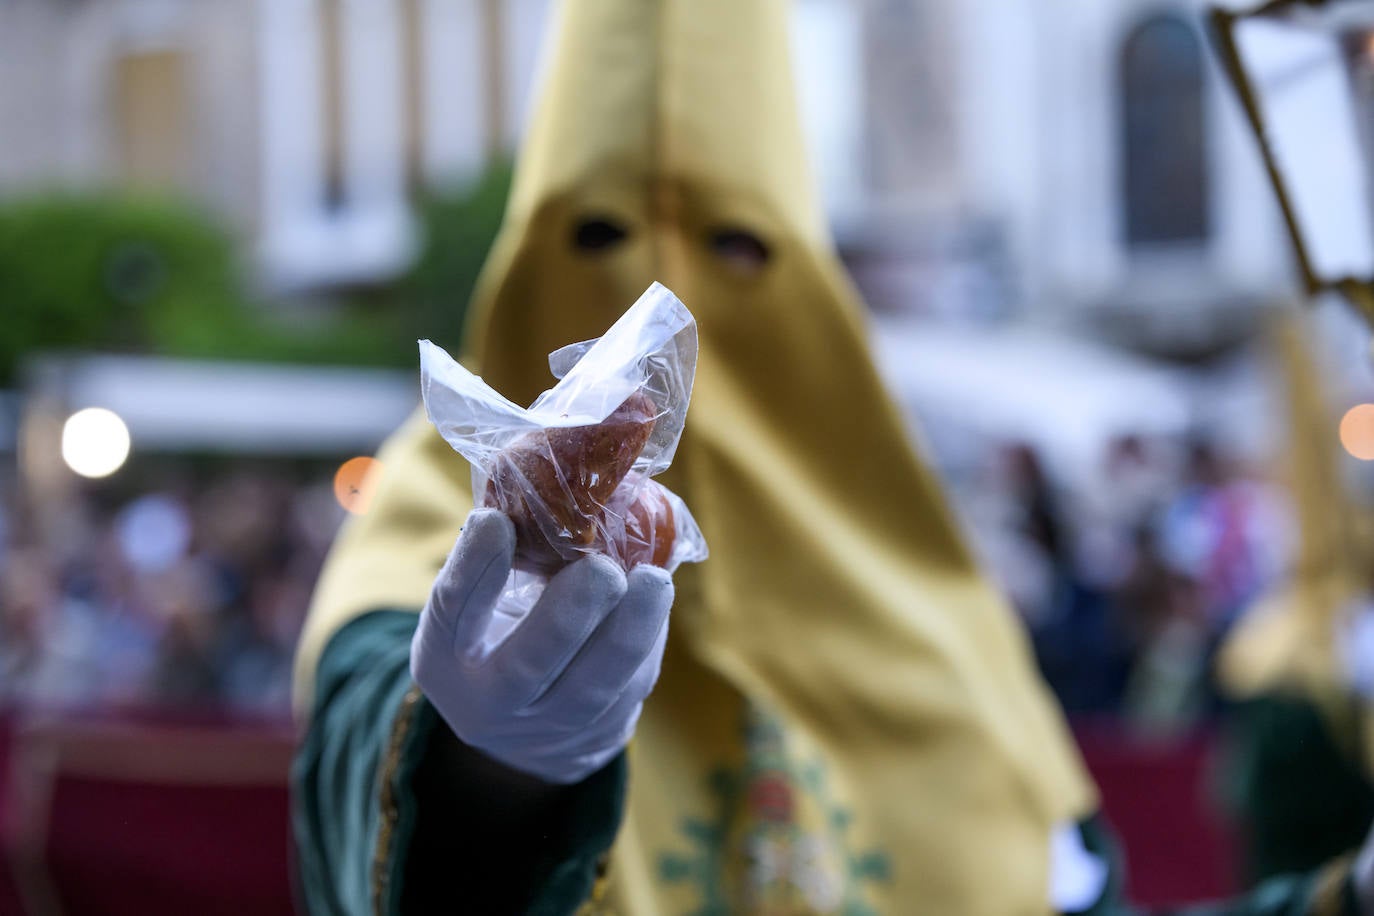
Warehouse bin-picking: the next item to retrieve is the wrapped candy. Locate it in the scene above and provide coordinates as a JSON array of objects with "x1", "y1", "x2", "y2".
[{"x1": 420, "y1": 282, "x2": 708, "y2": 584}]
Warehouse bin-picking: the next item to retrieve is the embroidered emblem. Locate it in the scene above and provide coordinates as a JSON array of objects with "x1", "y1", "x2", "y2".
[{"x1": 658, "y1": 707, "x2": 889, "y2": 915}]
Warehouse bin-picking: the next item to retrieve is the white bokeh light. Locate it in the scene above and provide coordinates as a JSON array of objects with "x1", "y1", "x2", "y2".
[{"x1": 61, "y1": 408, "x2": 131, "y2": 478}]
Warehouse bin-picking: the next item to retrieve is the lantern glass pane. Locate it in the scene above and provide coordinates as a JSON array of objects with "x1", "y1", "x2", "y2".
[{"x1": 1236, "y1": 15, "x2": 1374, "y2": 279}]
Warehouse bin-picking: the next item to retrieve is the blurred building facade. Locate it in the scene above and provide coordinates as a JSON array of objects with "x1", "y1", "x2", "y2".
[
  {"x1": 0, "y1": 0, "x2": 1294, "y2": 345},
  {"x1": 0, "y1": 0, "x2": 548, "y2": 289},
  {"x1": 849, "y1": 0, "x2": 1297, "y2": 356}
]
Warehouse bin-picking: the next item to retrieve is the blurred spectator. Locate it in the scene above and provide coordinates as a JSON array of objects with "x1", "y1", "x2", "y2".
[
  {"x1": 1075, "y1": 434, "x2": 1173, "y2": 591},
  {"x1": 1159, "y1": 440, "x2": 1285, "y2": 629},
  {"x1": 1113, "y1": 525, "x2": 1179, "y2": 652},
  {"x1": 0, "y1": 463, "x2": 342, "y2": 718},
  {"x1": 146, "y1": 558, "x2": 223, "y2": 704},
  {"x1": 964, "y1": 442, "x2": 1128, "y2": 713},
  {"x1": 0, "y1": 549, "x2": 55, "y2": 703},
  {"x1": 1115, "y1": 526, "x2": 1210, "y2": 730},
  {"x1": 957, "y1": 431, "x2": 1290, "y2": 723},
  {"x1": 0, "y1": 426, "x2": 1293, "y2": 724},
  {"x1": 1005, "y1": 443, "x2": 1068, "y2": 572},
  {"x1": 963, "y1": 444, "x2": 1058, "y2": 626},
  {"x1": 116, "y1": 492, "x2": 192, "y2": 575}
]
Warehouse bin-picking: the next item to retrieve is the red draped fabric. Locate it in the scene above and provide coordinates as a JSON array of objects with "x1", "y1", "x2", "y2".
[
  {"x1": 0, "y1": 712, "x2": 1242, "y2": 913},
  {"x1": 1, "y1": 711, "x2": 296, "y2": 916},
  {"x1": 1076, "y1": 720, "x2": 1242, "y2": 907},
  {"x1": 0, "y1": 716, "x2": 25, "y2": 916}
]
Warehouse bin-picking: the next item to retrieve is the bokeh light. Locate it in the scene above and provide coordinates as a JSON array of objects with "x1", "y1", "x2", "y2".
[
  {"x1": 1340, "y1": 404, "x2": 1374, "y2": 460},
  {"x1": 334, "y1": 456, "x2": 383, "y2": 515},
  {"x1": 61, "y1": 407, "x2": 132, "y2": 478}
]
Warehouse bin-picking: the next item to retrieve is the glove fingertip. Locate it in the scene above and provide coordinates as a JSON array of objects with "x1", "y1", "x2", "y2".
[
  {"x1": 450, "y1": 511, "x2": 515, "y2": 575},
  {"x1": 463, "y1": 507, "x2": 515, "y2": 546},
  {"x1": 539, "y1": 554, "x2": 629, "y2": 618},
  {"x1": 626, "y1": 564, "x2": 674, "y2": 603},
  {"x1": 576, "y1": 552, "x2": 630, "y2": 589},
  {"x1": 428, "y1": 509, "x2": 515, "y2": 639}
]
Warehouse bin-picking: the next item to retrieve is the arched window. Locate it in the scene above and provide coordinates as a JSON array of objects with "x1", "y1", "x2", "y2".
[{"x1": 1120, "y1": 14, "x2": 1209, "y2": 247}]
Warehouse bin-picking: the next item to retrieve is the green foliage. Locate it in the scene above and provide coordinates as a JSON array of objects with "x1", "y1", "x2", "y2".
[
  {"x1": 0, "y1": 192, "x2": 241, "y2": 381},
  {"x1": 402, "y1": 160, "x2": 513, "y2": 351},
  {"x1": 0, "y1": 165, "x2": 512, "y2": 382}
]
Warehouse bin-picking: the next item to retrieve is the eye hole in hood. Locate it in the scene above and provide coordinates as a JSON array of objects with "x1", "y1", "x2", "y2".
[
  {"x1": 708, "y1": 228, "x2": 770, "y2": 275},
  {"x1": 571, "y1": 217, "x2": 630, "y2": 253}
]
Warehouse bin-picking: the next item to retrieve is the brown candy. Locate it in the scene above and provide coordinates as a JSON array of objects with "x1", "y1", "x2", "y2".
[
  {"x1": 485, "y1": 390, "x2": 659, "y2": 572},
  {"x1": 617, "y1": 482, "x2": 676, "y2": 569}
]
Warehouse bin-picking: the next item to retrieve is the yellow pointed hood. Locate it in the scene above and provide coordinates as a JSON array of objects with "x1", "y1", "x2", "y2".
[
  {"x1": 1275, "y1": 313, "x2": 1356, "y2": 586},
  {"x1": 300, "y1": 0, "x2": 1094, "y2": 911},
  {"x1": 1219, "y1": 313, "x2": 1369, "y2": 753}
]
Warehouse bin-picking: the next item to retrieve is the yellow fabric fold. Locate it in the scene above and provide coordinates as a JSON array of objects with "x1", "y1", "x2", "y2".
[{"x1": 1218, "y1": 312, "x2": 1371, "y2": 768}]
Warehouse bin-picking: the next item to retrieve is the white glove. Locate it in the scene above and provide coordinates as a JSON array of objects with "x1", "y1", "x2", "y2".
[{"x1": 411, "y1": 508, "x2": 673, "y2": 785}]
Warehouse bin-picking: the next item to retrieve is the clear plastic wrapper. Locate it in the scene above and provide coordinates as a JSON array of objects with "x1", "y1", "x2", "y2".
[{"x1": 420, "y1": 282, "x2": 708, "y2": 585}]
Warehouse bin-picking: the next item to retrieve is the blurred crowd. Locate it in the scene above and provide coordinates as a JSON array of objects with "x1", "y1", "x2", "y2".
[
  {"x1": 962, "y1": 434, "x2": 1290, "y2": 729},
  {"x1": 0, "y1": 464, "x2": 344, "y2": 718},
  {"x1": 0, "y1": 433, "x2": 1291, "y2": 725}
]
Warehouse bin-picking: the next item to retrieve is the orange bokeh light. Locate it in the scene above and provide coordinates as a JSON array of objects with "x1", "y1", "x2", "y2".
[
  {"x1": 1340, "y1": 404, "x2": 1374, "y2": 461},
  {"x1": 334, "y1": 456, "x2": 383, "y2": 515}
]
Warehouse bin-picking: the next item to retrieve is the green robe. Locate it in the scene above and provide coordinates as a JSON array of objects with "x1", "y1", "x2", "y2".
[
  {"x1": 1223, "y1": 695, "x2": 1374, "y2": 886},
  {"x1": 292, "y1": 612, "x2": 1363, "y2": 915}
]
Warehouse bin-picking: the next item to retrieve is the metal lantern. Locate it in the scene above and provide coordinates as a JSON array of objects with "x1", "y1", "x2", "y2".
[{"x1": 1210, "y1": 0, "x2": 1374, "y2": 321}]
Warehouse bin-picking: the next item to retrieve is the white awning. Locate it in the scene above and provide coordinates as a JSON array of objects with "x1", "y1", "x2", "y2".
[
  {"x1": 24, "y1": 353, "x2": 417, "y2": 455},
  {"x1": 870, "y1": 320, "x2": 1195, "y2": 478}
]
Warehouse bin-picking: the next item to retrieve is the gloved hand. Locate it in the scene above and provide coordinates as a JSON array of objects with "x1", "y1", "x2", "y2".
[{"x1": 411, "y1": 508, "x2": 673, "y2": 785}]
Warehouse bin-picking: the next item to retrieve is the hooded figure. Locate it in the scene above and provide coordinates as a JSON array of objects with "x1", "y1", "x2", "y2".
[
  {"x1": 292, "y1": 1, "x2": 1369, "y2": 913},
  {"x1": 1217, "y1": 314, "x2": 1374, "y2": 883}
]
